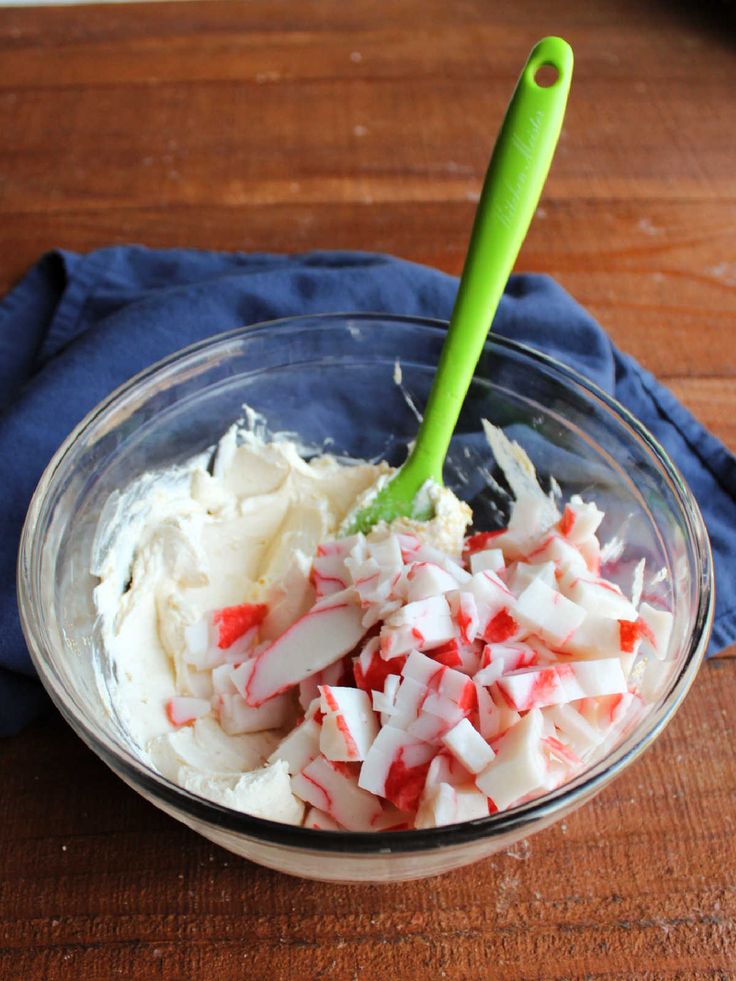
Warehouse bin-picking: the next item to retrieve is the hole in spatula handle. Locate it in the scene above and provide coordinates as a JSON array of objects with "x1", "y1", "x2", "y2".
[{"x1": 534, "y1": 63, "x2": 560, "y2": 87}]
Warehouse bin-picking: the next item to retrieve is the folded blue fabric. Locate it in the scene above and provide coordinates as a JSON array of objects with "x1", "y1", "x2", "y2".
[{"x1": 2, "y1": 247, "x2": 734, "y2": 735}]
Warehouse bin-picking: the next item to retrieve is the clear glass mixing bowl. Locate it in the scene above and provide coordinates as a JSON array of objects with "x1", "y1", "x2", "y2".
[{"x1": 17, "y1": 314, "x2": 713, "y2": 882}]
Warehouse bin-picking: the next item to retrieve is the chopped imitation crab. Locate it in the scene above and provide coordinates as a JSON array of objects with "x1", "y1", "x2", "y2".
[
  {"x1": 441, "y1": 717, "x2": 495, "y2": 774},
  {"x1": 213, "y1": 603, "x2": 268, "y2": 649},
  {"x1": 319, "y1": 685, "x2": 379, "y2": 761},
  {"x1": 267, "y1": 715, "x2": 321, "y2": 774},
  {"x1": 637, "y1": 602, "x2": 674, "y2": 660},
  {"x1": 245, "y1": 593, "x2": 368, "y2": 706},
  {"x1": 311, "y1": 536, "x2": 363, "y2": 598},
  {"x1": 160, "y1": 446, "x2": 671, "y2": 830},
  {"x1": 483, "y1": 608, "x2": 520, "y2": 644},
  {"x1": 468, "y1": 548, "x2": 505, "y2": 575},
  {"x1": 358, "y1": 726, "x2": 435, "y2": 810},
  {"x1": 166, "y1": 696, "x2": 210, "y2": 727},
  {"x1": 353, "y1": 637, "x2": 406, "y2": 693},
  {"x1": 183, "y1": 602, "x2": 268, "y2": 670},
  {"x1": 216, "y1": 689, "x2": 292, "y2": 736},
  {"x1": 474, "y1": 709, "x2": 547, "y2": 810},
  {"x1": 415, "y1": 782, "x2": 489, "y2": 828},
  {"x1": 291, "y1": 755, "x2": 384, "y2": 831},
  {"x1": 495, "y1": 658, "x2": 627, "y2": 713},
  {"x1": 379, "y1": 595, "x2": 456, "y2": 658}
]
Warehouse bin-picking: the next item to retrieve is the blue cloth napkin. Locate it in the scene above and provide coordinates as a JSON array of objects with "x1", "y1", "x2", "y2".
[{"x1": 2, "y1": 247, "x2": 734, "y2": 736}]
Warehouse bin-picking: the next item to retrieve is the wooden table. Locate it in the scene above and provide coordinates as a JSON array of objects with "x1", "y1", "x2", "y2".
[{"x1": 1, "y1": 2, "x2": 735, "y2": 978}]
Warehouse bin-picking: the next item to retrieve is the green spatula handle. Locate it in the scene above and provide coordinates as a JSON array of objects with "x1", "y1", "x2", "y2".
[{"x1": 403, "y1": 36, "x2": 573, "y2": 489}]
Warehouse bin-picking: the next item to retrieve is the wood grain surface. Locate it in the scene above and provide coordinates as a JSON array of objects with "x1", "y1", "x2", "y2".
[{"x1": 0, "y1": 1, "x2": 734, "y2": 978}]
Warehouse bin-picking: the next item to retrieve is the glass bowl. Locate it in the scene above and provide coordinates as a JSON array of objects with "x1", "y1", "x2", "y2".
[{"x1": 17, "y1": 314, "x2": 713, "y2": 883}]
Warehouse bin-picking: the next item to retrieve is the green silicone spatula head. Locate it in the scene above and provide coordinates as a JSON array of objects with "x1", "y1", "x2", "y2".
[{"x1": 344, "y1": 36, "x2": 573, "y2": 536}]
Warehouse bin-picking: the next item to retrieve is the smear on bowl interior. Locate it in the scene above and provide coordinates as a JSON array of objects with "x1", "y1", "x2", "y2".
[{"x1": 92, "y1": 416, "x2": 674, "y2": 831}]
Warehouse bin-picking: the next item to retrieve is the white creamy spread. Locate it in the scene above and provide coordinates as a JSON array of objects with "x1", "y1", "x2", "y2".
[{"x1": 92, "y1": 425, "x2": 471, "y2": 825}]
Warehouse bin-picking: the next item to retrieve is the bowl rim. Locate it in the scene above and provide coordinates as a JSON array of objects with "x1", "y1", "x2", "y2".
[{"x1": 18, "y1": 312, "x2": 715, "y2": 855}]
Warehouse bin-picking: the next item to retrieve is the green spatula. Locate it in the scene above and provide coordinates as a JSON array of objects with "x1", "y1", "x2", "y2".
[{"x1": 344, "y1": 36, "x2": 573, "y2": 535}]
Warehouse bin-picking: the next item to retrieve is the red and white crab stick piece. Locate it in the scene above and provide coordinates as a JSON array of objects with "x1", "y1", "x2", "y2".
[
  {"x1": 402, "y1": 650, "x2": 477, "y2": 712},
  {"x1": 297, "y1": 655, "x2": 351, "y2": 713},
  {"x1": 476, "y1": 640, "x2": 538, "y2": 680},
  {"x1": 441, "y1": 717, "x2": 495, "y2": 774},
  {"x1": 558, "y1": 496, "x2": 604, "y2": 544},
  {"x1": 245, "y1": 590, "x2": 367, "y2": 706},
  {"x1": 319, "y1": 685, "x2": 379, "y2": 762},
  {"x1": 425, "y1": 749, "x2": 473, "y2": 788},
  {"x1": 208, "y1": 659, "x2": 293, "y2": 734},
  {"x1": 367, "y1": 532, "x2": 404, "y2": 578},
  {"x1": 464, "y1": 570, "x2": 514, "y2": 634},
  {"x1": 638, "y1": 602, "x2": 674, "y2": 661},
  {"x1": 165, "y1": 696, "x2": 210, "y2": 727},
  {"x1": 310, "y1": 537, "x2": 363, "y2": 598},
  {"x1": 561, "y1": 574, "x2": 637, "y2": 620},
  {"x1": 400, "y1": 562, "x2": 460, "y2": 603},
  {"x1": 267, "y1": 715, "x2": 322, "y2": 775},
  {"x1": 216, "y1": 690, "x2": 293, "y2": 736},
  {"x1": 353, "y1": 636, "x2": 406, "y2": 693},
  {"x1": 345, "y1": 555, "x2": 386, "y2": 609},
  {"x1": 560, "y1": 613, "x2": 643, "y2": 661},
  {"x1": 524, "y1": 533, "x2": 588, "y2": 579},
  {"x1": 544, "y1": 703, "x2": 603, "y2": 759},
  {"x1": 475, "y1": 709, "x2": 547, "y2": 811},
  {"x1": 495, "y1": 658, "x2": 627, "y2": 713},
  {"x1": 468, "y1": 548, "x2": 505, "y2": 575},
  {"x1": 291, "y1": 755, "x2": 384, "y2": 831},
  {"x1": 415, "y1": 782, "x2": 490, "y2": 828},
  {"x1": 379, "y1": 595, "x2": 457, "y2": 659},
  {"x1": 359, "y1": 726, "x2": 435, "y2": 812},
  {"x1": 371, "y1": 674, "x2": 401, "y2": 726},
  {"x1": 447, "y1": 591, "x2": 480, "y2": 645},
  {"x1": 474, "y1": 682, "x2": 521, "y2": 741},
  {"x1": 183, "y1": 602, "x2": 267, "y2": 669},
  {"x1": 508, "y1": 560, "x2": 555, "y2": 597},
  {"x1": 303, "y1": 806, "x2": 341, "y2": 831},
  {"x1": 406, "y1": 705, "x2": 465, "y2": 745},
  {"x1": 513, "y1": 577, "x2": 586, "y2": 648}
]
